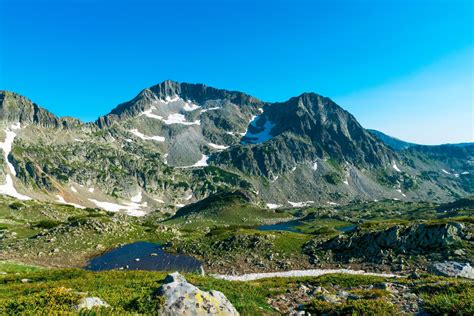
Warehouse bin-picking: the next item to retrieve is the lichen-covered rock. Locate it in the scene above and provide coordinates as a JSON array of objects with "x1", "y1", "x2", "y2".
[
  {"x1": 156, "y1": 272, "x2": 239, "y2": 316},
  {"x1": 430, "y1": 261, "x2": 474, "y2": 279},
  {"x1": 75, "y1": 297, "x2": 110, "y2": 310}
]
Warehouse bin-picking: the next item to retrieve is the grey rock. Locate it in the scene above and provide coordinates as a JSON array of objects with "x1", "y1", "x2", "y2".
[
  {"x1": 430, "y1": 261, "x2": 474, "y2": 279},
  {"x1": 156, "y1": 272, "x2": 239, "y2": 315},
  {"x1": 318, "y1": 294, "x2": 339, "y2": 303}
]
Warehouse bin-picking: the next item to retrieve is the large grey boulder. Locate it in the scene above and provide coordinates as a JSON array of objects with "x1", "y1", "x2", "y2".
[
  {"x1": 156, "y1": 272, "x2": 239, "y2": 316},
  {"x1": 430, "y1": 261, "x2": 474, "y2": 279}
]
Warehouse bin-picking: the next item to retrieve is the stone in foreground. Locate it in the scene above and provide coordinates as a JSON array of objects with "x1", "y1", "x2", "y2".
[
  {"x1": 430, "y1": 261, "x2": 474, "y2": 279},
  {"x1": 156, "y1": 272, "x2": 239, "y2": 315}
]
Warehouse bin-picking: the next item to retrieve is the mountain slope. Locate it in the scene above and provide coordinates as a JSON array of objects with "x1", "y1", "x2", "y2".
[
  {"x1": 0, "y1": 81, "x2": 472, "y2": 216},
  {"x1": 368, "y1": 129, "x2": 473, "y2": 151},
  {"x1": 368, "y1": 129, "x2": 417, "y2": 150}
]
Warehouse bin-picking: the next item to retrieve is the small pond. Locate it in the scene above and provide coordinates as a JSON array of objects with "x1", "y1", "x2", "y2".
[
  {"x1": 257, "y1": 220, "x2": 303, "y2": 233},
  {"x1": 86, "y1": 241, "x2": 201, "y2": 272}
]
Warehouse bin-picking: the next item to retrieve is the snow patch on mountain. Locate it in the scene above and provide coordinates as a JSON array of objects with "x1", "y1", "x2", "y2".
[
  {"x1": 392, "y1": 162, "x2": 401, "y2": 172},
  {"x1": 0, "y1": 124, "x2": 31, "y2": 201},
  {"x1": 288, "y1": 201, "x2": 314, "y2": 207},
  {"x1": 162, "y1": 113, "x2": 200, "y2": 126},
  {"x1": 396, "y1": 189, "x2": 407, "y2": 197},
  {"x1": 312, "y1": 162, "x2": 318, "y2": 171},
  {"x1": 183, "y1": 101, "x2": 201, "y2": 112},
  {"x1": 0, "y1": 175, "x2": 31, "y2": 201},
  {"x1": 200, "y1": 107, "x2": 220, "y2": 113},
  {"x1": 242, "y1": 115, "x2": 275, "y2": 144},
  {"x1": 266, "y1": 203, "x2": 282, "y2": 209},
  {"x1": 208, "y1": 143, "x2": 229, "y2": 150},
  {"x1": 130, "y1": 129, "x2": 165, "y2": 142},
  {"x1": 162, "y1": 95, "x2": 180, "y2": 104},
  {"x1": 442, "y1": 169, "x2": 451, "y2": 175},
  {"x1": 130, "y1": 191, "x2": 142, "y2": 203},
  {"x1": 141, "y1": 108, "x2": 163, "y2": 120},
  {"x1": 88, "y1": 198, "x2": 147, "y2": 217},
  {"x1": 178, "y1": 154, "x2": 209, "y2": 168},
  {"x1": 56, "y1": 195, "x2": 85, "y2": 209}
]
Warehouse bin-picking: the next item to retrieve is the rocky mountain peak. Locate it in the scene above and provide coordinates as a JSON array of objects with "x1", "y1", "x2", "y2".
[
  {"x1": 0, "y1": 91, "x2": 81, "y2": 128},
  {"x1": 96, "y1": 80, "x2": 263, "y2": 128}
]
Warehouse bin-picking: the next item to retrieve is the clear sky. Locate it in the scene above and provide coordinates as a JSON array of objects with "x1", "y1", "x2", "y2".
[{"x1": 0, "y1": 0, "x2": 472, "y2": 144}]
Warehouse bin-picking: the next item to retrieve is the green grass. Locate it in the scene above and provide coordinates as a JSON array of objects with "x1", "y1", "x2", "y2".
[
  {"x1": 0, "y1": 268, "x2": 402, "y2": 315},
  {"x1": 415, "y1": 280, "x2": 474, "y2": 315},
  {"x1": 164, "y1": 191, "x2": 290, "y2": 229},
  {"x1": 306, "y1": 298, "x2": 396, "y2": 316},
  {"x1": 0, "y1": 260, "x2": 44, "y2": 274}
]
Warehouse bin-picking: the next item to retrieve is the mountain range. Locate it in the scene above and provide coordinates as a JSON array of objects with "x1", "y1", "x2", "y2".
[{"x1": 0, "y1": 80, "x2": 472, "y2": 216}]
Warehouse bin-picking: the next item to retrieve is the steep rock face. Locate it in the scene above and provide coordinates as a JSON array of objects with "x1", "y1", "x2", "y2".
[
  {"x1": 213, "y1": 93, "x2": 395, "y2": 177},
  {"x1": 96, "y1": 80, "x2": 263, "y2": 127},
  {"x1": 0, "y1": 91, "x2": 81, "y2": 128},
  {"x1": 270, "y1": 93, "x2": 392, "y2": 168}
]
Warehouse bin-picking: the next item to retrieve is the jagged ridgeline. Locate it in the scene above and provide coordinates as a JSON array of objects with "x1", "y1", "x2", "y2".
[{"x1": 0, "y1": 81, "x2": 472, "y2": 216}]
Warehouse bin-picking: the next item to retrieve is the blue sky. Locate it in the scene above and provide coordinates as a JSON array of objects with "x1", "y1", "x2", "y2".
[{"x1": 0, "y1": 0, "x2": 472, "y2": 144}]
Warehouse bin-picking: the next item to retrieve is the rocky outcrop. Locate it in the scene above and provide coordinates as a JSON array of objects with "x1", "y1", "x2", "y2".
[
  {"x1": 430, "y1": 261, "x2": 474, "y2": 279},
  {"x1": 97, "y1": 80, "x2": 264, "y2": 127},
  {"x1": 304, "y1": 222, "x2": 468, "y2": 264},
  {"x1": 156, "y1": 272, "x2": 239, "y2": 316},
  {"x1": 213, "y1": 92, "x2": 395, "y2": 177},
  {"x1": 0, "y1": 91, "x2": 81, "y2": 128}
]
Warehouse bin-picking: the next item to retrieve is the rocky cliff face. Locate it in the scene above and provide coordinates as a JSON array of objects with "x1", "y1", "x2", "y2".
[
  {"x1": 304, "y1": 222, "x2": 471, "y2": 265},
  {"x1": 96, "y1": 80, "x2": 263, "y2": 128},
  {"x1": 213, "y1": 92, "x2": 394, "y2": 177},
  {"x1": 0, "y1": 91, "x2": 81, "y2": 128}
]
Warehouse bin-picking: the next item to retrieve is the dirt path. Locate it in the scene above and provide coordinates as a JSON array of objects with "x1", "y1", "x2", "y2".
[{"x1": 212, "y1": 268, "x2": 401, "y2": 281}]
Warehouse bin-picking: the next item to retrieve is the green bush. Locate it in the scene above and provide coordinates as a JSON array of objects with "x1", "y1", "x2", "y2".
[
  {"x1": 306, "y1": 298, "x2": 396, "y2": 315},
  {"x1": 324, "y1": 172, "x2": 342, "y2": 185},
  {"x1": 423, "y1": 291, "x2": 474, "y2": 315},
  {"x1": 8, "y1": 202, "x2": 25, "y2": 210},
  {"x1": 0, "y1": 287, "x2": 81, "y2": 314},
  {"x1": 35, "y1": 220, "x2": 62, "y2": 229},
  {"x1": 124, "y1": 295, "x2": 164, "y2": 313}
]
